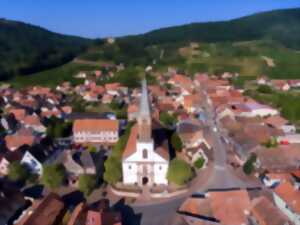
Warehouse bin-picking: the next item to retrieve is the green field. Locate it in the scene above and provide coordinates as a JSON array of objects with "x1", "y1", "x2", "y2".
[
  {"x1": 8, "y1": 63, "x2": 100, "y2": 88},
  {"x1": 179, "y1": 40, "x2": 300, "y2": 78}
]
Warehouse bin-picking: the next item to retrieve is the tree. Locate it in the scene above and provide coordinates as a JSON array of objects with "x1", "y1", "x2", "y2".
[
  {"x1": 41, "y1": 164, "x2": 66, "y2": 189},
  {"x1": 194, "y1": 157, "x2": 205, "y2": 169},
  {"x1": 171, "y1": 132, "x2": 183, "y2": 152},
  {"x1": 103, "y1": 122, "x2": 134, "y2": 185},
  {"x1": 78, "y1": 174, "x2": 97, "y2": 197},
  {"x1": 167, "y1": 159, "x2": 193, "y2": 186},
  {"x1": 8, "y1": 162, "x2": 29, "y2": 182},
  {"x1": 257, "y1": 85, "x2": 273, "y2": 94},
  {"x1": 103, "y1": 157, "x2": 122, "y2": 185},
  {"x1": 243, "y1": 154, "x2": 257, "y2": 175},
  {"x1": 159, "y1": 112, "x2": 177, "y2": 127}
]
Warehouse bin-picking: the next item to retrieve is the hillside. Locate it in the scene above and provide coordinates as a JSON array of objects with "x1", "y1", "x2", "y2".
[
  {"x1": 0, "y1": 19, "x2": 92, "y2": 81},
  {"x1": 121, "y1": 8, "x2": 300, "y2": 49},
  {"x1": 5, "y1": 8, "x2": 300, "y2": 87}
]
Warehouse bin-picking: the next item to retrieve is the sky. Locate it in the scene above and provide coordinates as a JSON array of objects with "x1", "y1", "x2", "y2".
[{"x1": 0, "y1": 0, "x2": 300, "y2": 38}]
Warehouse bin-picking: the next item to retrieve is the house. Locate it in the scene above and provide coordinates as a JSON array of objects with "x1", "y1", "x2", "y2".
[
  {"x1": 273, "y1": 181, "x2": 300, "y2": 225},
  {"x1": 16, "y1": 193, "x2": 66, "y2": 225},
  {"x1": 80, "y1": 151, "x2": 96, "y2": 175},
  {"x1": 127, "y1": 102, "x2": 139, "y2": 121},
  {"x1": 256, "y1": 145, "x2": 300, "y2": 172},
  {"x1": 231, "y1": 102, "x2": 279, "y2": 118},
  {"x1": 277, "y1": 134, "x2": 300, "y2": 144},
  {"x1": 183, "y1": 94, "x2": 202, "y2": 113},
  {"x1": 256, "y1": 76, "x2": 269, "y2": 85},
  {"x1": 168, "y1": 74, "x2": 193, "y2": 89},
  {"x1": 105, "y1": 83, "x2": 122, "y2": 96},
  {"x1": 67, "y1": 199, "x2": 122, "y2": 225},
  {"x1": 177, "y1": 121, "x2": 211, "y2": 149},
  {"x1": 264, "y1": 115, "x2": 296, "y2": 134},
  {"x1": 85, "y1": 199, "x2": 122, "y2": 225},
  {"x1": 67, "y1": 202, "x2": 87, "y2": 225},
  {"x1": 250, "y1": 196, "x2": 292, "y2": 225},
  {"x1": 5, "y1": 128, "x2": 36, "y2": 151},
  {"x1": 261, "y1": 173, "x2": 293, "y2": 188},
  {"x1": 178, "y1": 189, "x2": 251, "y2": 225},
  {"x1": 288, "y1": 80, "x2": 300, "y2": 88},
  {"x1": 184, "y1": 143, "x2": 209, "y2": 165},
  {"x1": 271, "y1": 80, "x2": 290, "y2": 91},
  {"x1": 73, "y1": 119, "x2": 119, "y2": 145},
  {"x1": 0, "y1": 151, "x2": 23, "y2": 176},
  {"x1": 22, "y1": 115, "x2": 46, "y2": 133},
  {"x1": 61, "y1": 151, "x2": 85, "y2": 186},
  {"x1": 122, "y1": 80, "x2": 169, "y2": 186},
  {"x1": 21, "y1": 146, "x2": 50, "y2": 175}
]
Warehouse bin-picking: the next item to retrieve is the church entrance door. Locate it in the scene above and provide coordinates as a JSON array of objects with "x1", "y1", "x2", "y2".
[{"x1": 142, "y1": 177, "x2": 149, "y2": 185}]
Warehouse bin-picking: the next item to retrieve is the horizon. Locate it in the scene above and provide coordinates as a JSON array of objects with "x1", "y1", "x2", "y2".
[{"x1": 1, "y1": 0, "x2": 300, "y2": 38}]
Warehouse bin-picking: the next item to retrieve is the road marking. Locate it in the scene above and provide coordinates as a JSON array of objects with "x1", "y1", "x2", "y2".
[{"x1": 214, "y1": 165, "x2": 225, "y2": 171}]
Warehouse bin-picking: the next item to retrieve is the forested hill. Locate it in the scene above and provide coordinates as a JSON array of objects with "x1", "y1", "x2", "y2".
[
  {"x1": 0, "y1": 19, "x2": 92, "y2": 80},
  {"x1": 121, "y1": 8, "x2": 300, "y2": 49}
]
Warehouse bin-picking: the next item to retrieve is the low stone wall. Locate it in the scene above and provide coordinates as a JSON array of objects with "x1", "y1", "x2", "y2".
[
  {"x1": 110, "y1": 186, "x2": 141, "y2": 198},
  {"x1": 150, "y1": 188, "x2": 188, "y2": 198}
]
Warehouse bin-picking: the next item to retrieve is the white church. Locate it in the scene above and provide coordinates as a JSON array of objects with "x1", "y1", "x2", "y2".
[{"x1": 122, "y1": 80, "x2": 170, "y2": 186}]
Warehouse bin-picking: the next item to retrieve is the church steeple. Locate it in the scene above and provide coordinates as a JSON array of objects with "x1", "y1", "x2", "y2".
[{"x1": 138, "y1": 79, "x2": 152, "y2": 142}]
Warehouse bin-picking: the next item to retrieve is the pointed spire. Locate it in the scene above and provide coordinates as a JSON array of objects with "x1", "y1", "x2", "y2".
[{"x1": 139, "y1": 79, "x2": 150, "y2": 118}]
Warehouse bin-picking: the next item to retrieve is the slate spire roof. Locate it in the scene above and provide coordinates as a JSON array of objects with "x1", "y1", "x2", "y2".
[{"x1": 139, "y1": 79, "x2": 150, "y2": 119}]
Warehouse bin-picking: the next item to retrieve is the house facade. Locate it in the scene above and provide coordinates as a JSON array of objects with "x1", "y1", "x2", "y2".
[{"x1": 73, "y1": 119, "x2": 119, "y2": 145}]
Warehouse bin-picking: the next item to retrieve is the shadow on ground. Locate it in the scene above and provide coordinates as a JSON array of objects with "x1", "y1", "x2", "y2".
[{"x1": 113, "y1": 198, "x2": 142, "y2": 225}]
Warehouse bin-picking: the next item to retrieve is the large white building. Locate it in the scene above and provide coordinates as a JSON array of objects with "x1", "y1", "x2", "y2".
[
  {"x1": 122, "y1": 80, "x2": 169, "y2": 186},
  {"x1": 73, "y1": 119, "x2": 119, "y2": 145}
]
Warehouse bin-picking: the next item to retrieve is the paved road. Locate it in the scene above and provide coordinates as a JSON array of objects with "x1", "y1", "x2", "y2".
[{"x1": 125, "y1": 85, "x2": 260, "y2": 225}]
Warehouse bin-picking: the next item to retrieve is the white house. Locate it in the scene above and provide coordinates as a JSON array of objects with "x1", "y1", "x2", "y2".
[
  {"x1": 21, "y1": 151, "x2": 43, "y2": 175},
  {"x1": 73, "y1": 119, "x2": 119, "y2": 145},
  {"x1": 277, "y1": 134, "x2": 300, "y2": 144},
  {"x1": 233, "y1": 103, "x2": 279, "y2": 118},
  {"x1": 122, "y1": 80, "x2": 169, "y2": 186},
  {"x1": 273, "y1": 181, "x2": 300, "y2": 225}
]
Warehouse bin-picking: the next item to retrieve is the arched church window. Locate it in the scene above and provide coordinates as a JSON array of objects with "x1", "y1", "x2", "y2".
[{"x1": 143, "y1": 149, "x2": 148, "y2": 159}]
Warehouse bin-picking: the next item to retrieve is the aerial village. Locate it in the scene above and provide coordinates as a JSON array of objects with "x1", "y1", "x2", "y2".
[{"x1": 1, "y1": 65, "x2": 300, "y2": 225}]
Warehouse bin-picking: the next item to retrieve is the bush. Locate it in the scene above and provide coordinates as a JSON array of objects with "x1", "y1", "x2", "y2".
[
  {"x1": 41, "y1": 164, "x2": 66, "y2": 189},
  {"x1": 78, "y1": 174, "x2": 97, "y2": 197},
  {"x1": 243, "y1": 154, "x2": 257, "y2": 175},
  {"x1": 263, "y1": 137, "x2": 278, "y2": 148},
  {"x1": 8, "y1": 162, "x2": 29, "y2": 182},
  {"x1": 194, "y1": 157, "x2": 205, "y2": 169},
  {"x1": 167, "y1": 159, "x2": 193, "y2": 186},
  {"x1": 46, "y1": 117, "x2": 73, "y2": 138},
  {"x1": 257, "y1": 85, "x2": 273, "y2": 94},
  {"x1": 88, "y1": 146, "x2": 97, "y2": 153},
  {"x1": 171, "y1": 132, "x2": 183, "y2": 152}
]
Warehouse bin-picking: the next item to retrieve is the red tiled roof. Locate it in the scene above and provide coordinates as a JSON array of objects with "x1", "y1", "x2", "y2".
[
  {"x1": 274, "y1": 181, "x2": 300, "y2": 214},
  {"x1": 73, "y1": 119, "x2": 119, "y2": 133},
  {"x1": 210, "y1": 190, "x2": 251, "y2": 225}
]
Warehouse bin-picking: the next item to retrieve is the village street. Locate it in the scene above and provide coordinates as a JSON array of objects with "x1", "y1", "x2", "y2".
[{"x1": 125, "y1": 86, "x2": 262, "y2": 225}]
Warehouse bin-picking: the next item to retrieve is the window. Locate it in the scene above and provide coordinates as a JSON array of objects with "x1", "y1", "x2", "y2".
[
  {"x1": 128, "y1": 165, "x2": 132, "y2": 170},
  {"x1": 143, "y1": 149, "x2": 148, "y2": 159},
  {"x1": 159, "y1": 166, "x2": 162, "y2": 170}
]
